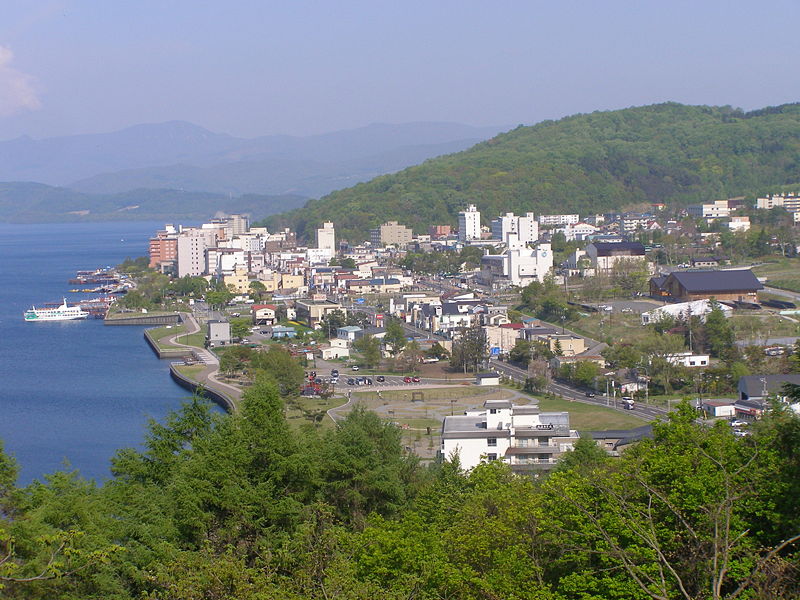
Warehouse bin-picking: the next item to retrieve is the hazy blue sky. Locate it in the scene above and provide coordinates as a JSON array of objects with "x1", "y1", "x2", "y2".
[{"x1": 1, "y1": 0, "x2": 798, "y2": 140}]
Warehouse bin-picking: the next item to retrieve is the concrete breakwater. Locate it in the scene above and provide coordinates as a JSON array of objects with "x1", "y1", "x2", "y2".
[
  {"x1": 141, "y1": 316, "x2": 240, "y2": 414},
  {"x1": 169, "y1": 363, "x2": 236, "y2": 413},
  {"x1": 105, "y1": 313, "x2": 182, "y2": 326}
]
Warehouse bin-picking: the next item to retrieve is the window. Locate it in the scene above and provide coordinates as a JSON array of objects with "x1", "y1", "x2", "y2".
[
  {"x1": 518, "y1": 438, "x2": 528, "y2": 448},
  {"x1": 487, "y1": 453, "x2": 497, "y2": 461},
  {"x1": 487, "y1": 438, "x2": 497, "y2": 447},
  {"x1": 489, "y1": 408, "x2": 497, "y2": 414}
]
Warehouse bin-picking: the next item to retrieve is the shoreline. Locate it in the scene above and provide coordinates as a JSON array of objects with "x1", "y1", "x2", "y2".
[{"x1": 139, "y1": 312, "x2": 241, "y2": 413}]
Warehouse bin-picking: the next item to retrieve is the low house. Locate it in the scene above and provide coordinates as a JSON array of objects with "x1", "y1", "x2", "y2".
[
  {"x1": 650, "y1": 269, "x2": 763, "y2": 302},
  {"x1": 475, "y1": 372, "x2": 501, "y2": 386},
  {"x1": 271, "y1": 325, "x2": 297, "y2": 339},
  {"x1": 736, "y1": 374, "x2": 800, "y2": 420},
  {"x1": 320, "y1": 338, "x2": 350, "y2": 360},
  {"x1": 336, "y1": 326, "x2": 362, "y2": 341},
  {"x1": 585, "y1": 241, "x2": 646, "y2": 272},
  {"x1": 666, "y1": 352, "x2": 710, "y2": 367},
  {"x1": 252, "y1": 304, "x2": 278, "y2": 325},
  {"x1": 207, "y1": 320, "x2": 231, "y2": 345},
  {"x1": 701, "y1": 399, "x2": 736, "y2": 418}
]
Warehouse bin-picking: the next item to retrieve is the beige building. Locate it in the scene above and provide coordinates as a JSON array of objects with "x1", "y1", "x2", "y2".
[
  {"x1": 223, "y1": 269, "x2": 250, "y2": 293},
  {"x1": 295, "y1": 299, "x2": 346, "y2": 329},
  {"x1": 370, "y1": 221, "x2": 413, "y2": 247},
  {"x1": 280, "y1": 273, "x2": 305, "y2": 289}
]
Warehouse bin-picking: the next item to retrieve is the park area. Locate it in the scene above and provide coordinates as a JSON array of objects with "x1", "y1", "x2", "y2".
[{"x1": 288, "y1": 384, "x2": 646, "y2": 460}]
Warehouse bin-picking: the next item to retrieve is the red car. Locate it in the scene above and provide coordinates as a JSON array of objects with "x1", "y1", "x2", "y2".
[
  {"x1": 403, "y1": 376, "x2": 412, "y2": 383},
  {"x1": 411, "y1": 376, "x2": 421, "y2": 383}
]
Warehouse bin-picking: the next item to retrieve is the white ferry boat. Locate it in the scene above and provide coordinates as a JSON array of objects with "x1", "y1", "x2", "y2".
[{"x1": 24, "y1": 299, "x2": 89, "y2": 322}]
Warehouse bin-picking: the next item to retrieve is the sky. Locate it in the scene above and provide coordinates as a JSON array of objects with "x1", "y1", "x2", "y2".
[{"x1": 0, "y1": 0, "x2": 799, "y2": 141}]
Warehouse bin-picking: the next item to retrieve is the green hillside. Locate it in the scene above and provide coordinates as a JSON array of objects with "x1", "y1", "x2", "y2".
[{"x1": 262, "y1": 102, "x2": 800, "y2": 241}]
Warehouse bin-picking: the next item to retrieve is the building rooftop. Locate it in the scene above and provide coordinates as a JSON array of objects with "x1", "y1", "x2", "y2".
[{"x1": 668, "y1": 269, "x2": 763, "y2": 293}]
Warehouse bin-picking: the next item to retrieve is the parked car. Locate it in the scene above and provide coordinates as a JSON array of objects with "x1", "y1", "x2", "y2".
[
  {"x1": 347, "y1": 378, "x2": 355, "y2": 385},
  {"x1": 331, "y1": 369, "x2": 339, "y2": 376},
  {"x1": 585, "y1": 391, "x2": 596, "y2": 397},
  {"x1": 411, "y1": 376, "x2": 421, "y2": 382},
  {"x1": 376, "y1": 375, "x2": 385, "y2": 382},
  {"x1": 730, "y1": 419, "x2": 748, "y2": 428},
  {"x1": 733, "y1": 429, "x2": 751, "y2": 437},
  {"x1": 620, "y1": 307, "x2": 633, "y2": 313},
  {"x1": 403, "y1": 376, "x2": 412, "y2": 383},
  {"x1": 366, "y1": 378, "x2": 373, "y2": 385},
  {"x1": 351, "y1": 365, "x2": 360, "y2": 371}
]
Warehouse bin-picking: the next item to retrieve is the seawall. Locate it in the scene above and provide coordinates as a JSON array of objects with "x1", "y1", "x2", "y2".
[
  {"x1": 169, "y1": 363, "x2": 236, "y2": 413},
  {"x1": 105, "y1": 313, "x2": 182, "y2": 326},
  {"x1": 143, "y1": 328, "x2": 194, "y2": 359}
]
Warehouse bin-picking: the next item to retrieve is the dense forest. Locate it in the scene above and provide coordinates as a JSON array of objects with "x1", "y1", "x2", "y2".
[
  {"x1": 261, "y1": 102, "x2": 800, "y2": 241},
  {"x1": 1, "y1": 373, "x2": 798, "y2": 599}
]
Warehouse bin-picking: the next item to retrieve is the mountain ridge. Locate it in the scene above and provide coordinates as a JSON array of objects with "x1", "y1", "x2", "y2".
[{"x1": 260, "y1": 102, "x2": 800, "y2": 241}]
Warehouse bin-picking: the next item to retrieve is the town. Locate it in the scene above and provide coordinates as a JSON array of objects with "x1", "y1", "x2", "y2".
[{"x1": 132, "y1": 193, "x2": 800, "y2": 472}]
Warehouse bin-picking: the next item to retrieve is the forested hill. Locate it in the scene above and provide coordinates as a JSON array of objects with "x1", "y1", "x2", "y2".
[{"x1": 262, "y1": 102, "x2": 800, "y2": 241}]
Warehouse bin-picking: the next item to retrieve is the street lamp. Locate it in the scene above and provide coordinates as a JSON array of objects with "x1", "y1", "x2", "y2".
[{"x1": 560, "y1": 314, "x2": 566, "y2": 335}]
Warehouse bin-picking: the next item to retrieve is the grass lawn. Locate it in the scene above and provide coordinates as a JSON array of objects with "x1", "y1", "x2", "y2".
[
  {"x1": 285, "y1": 395, "x2": 345, "y2": 431},
  {"x1": 753, "y1": 258, "x2": 800, "y2": 291},
  {"x1": 537, "y1": 396, "x2": 647, "y2": 430},
  {"x1": 174, "y1": 364, "x2": 206, "y2": 379}
]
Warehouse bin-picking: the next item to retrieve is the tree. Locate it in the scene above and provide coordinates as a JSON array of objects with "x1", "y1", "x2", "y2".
[
  {"x1": 353, "y1": 335, "x2": 381, "y2": 369},
  {"x1": 230, "y1": 317, "x2": 251, "y2": 341},
  {"x1": 251, "y1": 346, "x2": 305, "y2": 396},
  {"x1": 383, "y1": 320, "x2": 407, "y2": 356},
  {"x1": 321, "y1": 309, "x2": 347, "y2": 338},
  {"x1": 248, "y1": 280, "x2": 267, "y2": 300},
  {"x1": 704, "y1": 301, "x2": 735, "y2": 358},
  {"x1": 450, "y1": 326, "x2": 487, "y2": 374}
]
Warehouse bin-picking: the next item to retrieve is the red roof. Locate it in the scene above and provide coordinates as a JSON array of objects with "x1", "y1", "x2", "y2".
[
  {"x1": 252, "y1": 304, "x2": 277, "y2": 311},
  {"x1": 500, "y1": 323, "x2": 524, "y2": 329}
]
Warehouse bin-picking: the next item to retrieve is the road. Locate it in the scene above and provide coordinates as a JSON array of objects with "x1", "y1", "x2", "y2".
[{"x1": 488, "y1": 358, "x2": 668, "y2": 421}]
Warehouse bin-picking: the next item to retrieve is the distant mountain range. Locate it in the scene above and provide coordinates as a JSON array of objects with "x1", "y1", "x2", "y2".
[
  {"x1": 262, "y1": 102, "x2": 800, "y2": 242},
  {"x1": 0, "y1": 182, "x2": 307, "y2": 223},
  {"x1": 0, "y1": 121, "x2": 505, "y2": 198}
]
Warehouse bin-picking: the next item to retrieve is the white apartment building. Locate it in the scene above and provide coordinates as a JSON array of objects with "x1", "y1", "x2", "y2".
[
  {"x1": 491, "y1": 212, "x2": 539, "y2": 243},
  {"x1": 316, "y1": 221, "x2": 336, "y2": 252},
  {"x1": 441, "y1": 399, "x2": 579, "y2": 473},
  {"x1": 755, "y1": 193, "x2": 800, "y2": 212},
  {"x1": 557, "y1": 222, "x2": 598, "y2": 241},
  {"x1": 687, "y1": 200, "x2": 731, "y2": 219},
  {"x1": 538, "y1": 214, "x2": 579, "y2": 226},
  {"x1": 177, "y1": 228, "x2": 219, "y2": 277},
  {"x1": 458, "y1": 204, "x2": 482, "y2": 241},
  {"x1": 478, "y1": 234, "x2": 553, "y2": 287}
]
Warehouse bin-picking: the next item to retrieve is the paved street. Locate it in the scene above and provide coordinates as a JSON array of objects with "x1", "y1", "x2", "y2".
[{"x1": 488, "y1": 358, "x2": 668, "y2": 421}]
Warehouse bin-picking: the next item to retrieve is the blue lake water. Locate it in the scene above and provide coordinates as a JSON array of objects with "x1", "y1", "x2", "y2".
[{"x1": 0, "y1": 221, "x2": 217, "y2": 485}]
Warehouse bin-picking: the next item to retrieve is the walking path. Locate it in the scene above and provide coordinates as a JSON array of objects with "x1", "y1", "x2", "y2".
[{"x1": 166, "y1": 312, "x2": 242, "y2": 411}]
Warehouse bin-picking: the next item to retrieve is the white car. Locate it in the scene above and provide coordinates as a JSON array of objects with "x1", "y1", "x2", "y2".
[
  {"x1": 351, "y1": 365, "x2": 360, "y2": 371},
  {"x1": 729, "y1": 419, "x2": 748, "y2": 428}
]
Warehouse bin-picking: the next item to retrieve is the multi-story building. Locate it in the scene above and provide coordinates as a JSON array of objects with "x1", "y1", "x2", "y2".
[
  {"x1": 478, "y1": 234, "x2": 553, "y2": 287},
  {"x1": 557, "y1": 222, "x2": 598, "y2": 242},
  {"x1": 370, "y1": 221, "x2": 414, "y2": 247},
  {"x1": 458, "y1": 204, "x2": 481, "y2": 241},
  {"x1": 491, "y1": 212, "x2": 539, "y2": 243},
  {"x1": 148, "y1": 225, "x2": 178, "y2": 270},
  {"x1": 687, "y1": 200, "x2": 731, "y2": 219},
  {"x1": 728, "y1": 216, "x2": 751, "y2": 232},
  {"x1": 316, "y1": 221, "x2": 336, "y2": 252},
  {"x1": 295, "y1": 298, "x2": 346, "y2": 329},
  {"x1": 441, "y1": 399, "x2": 580, "y2": 473},
  {"x1": 538, "y1": 214, "x2": 579, "y2": 226},
  {"x1": 755, "y1": 193, "x2": 800, "y2": 212},
  {"x1": 176, "y1": 228, "x2": 219, "y2": 277},
  {"x1": 429, "y1": 224, "x2": 452, "y2": 239}
]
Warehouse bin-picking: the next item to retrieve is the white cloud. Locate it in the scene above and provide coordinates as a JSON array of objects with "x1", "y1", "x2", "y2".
[{"x1": 0, "y1": 45, "x2": 41, "y2": 117}]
